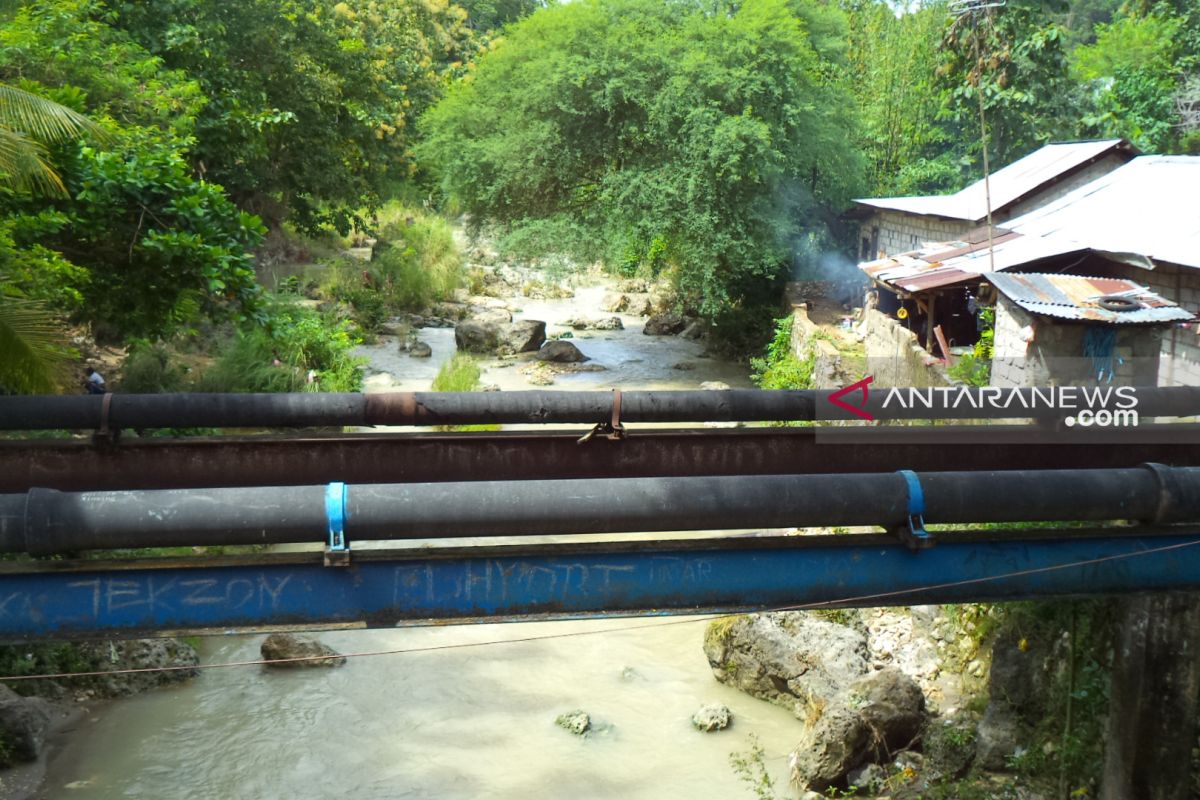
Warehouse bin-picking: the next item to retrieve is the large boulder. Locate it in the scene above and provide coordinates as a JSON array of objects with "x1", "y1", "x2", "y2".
[
  {"x1": 789, "y1": 668, "x2": 927, "y2": 791},
  {"x1": 260, "y1": 633, "x2": 346, "y2": 668},
  {"x1": 643, "y1": 313, "x2": 688, "y2": 336},
  {"x1": 600, "y1": 292, "x2": 630, "y2": 313},
  {"x1": 615, "y1": 278, "x2": 649, "y2": 293},
  {"x1": 975, "y1": 629, "x2": 1053, "y2": 769},
  {"x1": 497, "y1": 320, "x2": 547, "y2": 355},
  {"x1": 703, "y1": 612, "x2": 869, "y2": 719},
  {"x1": 454, "y1": 319, "x2": 502, "y2": 354},
  {"x1": 77, "y1": 638, "x2": 200, "y2": 696},
  {"x1": 628, "y1": 296, "x2": 654, "y2": 316},
  {"x1": 535, "y1": 340, "x2": 588, "y2": 363},
  {"x1": 0, "y1": 684, "x2": 52, "y2": 762}
]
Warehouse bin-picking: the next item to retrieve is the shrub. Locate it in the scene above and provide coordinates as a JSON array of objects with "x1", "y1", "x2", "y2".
[
  {"x1": 369, "y1": 205, "x2": 464, "y2": 312},
  {"x1": 118, "y1": 341, "x2": 186, "y2": 393},
  {"x1": 432, "y1": 352, "x2": 483, "y2": 393},
  {"x1": 751, "y1": 317, "x2": 815, "y2": 390},
  {"x1": 199, "y1": 301, "x2": 363, "y2": 393}
]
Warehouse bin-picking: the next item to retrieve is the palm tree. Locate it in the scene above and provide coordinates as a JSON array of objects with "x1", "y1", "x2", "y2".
[
  {"x1": 0, "y1": 83, "x2": 102, "y2": 394},
  {"x1": 0, "y1": 83, "x2": 100, "y2": 195}
]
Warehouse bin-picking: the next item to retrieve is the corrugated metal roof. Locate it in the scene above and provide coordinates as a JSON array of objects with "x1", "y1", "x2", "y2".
[
  {"x1": 985, "y1": 273, "x2": 1193, "y2": 324},
  {"x1": 985, "y1": 155, "x2": 1200, "y2": 271},
  {"x1": 863, "y1": 155, "x2": 1200, "y2": 285},
  {"x1": 861, "y1": 228, "x2": 1020, "y2": 293},
  {"x1": 854, "y1": 139, "x2": 1131, "y2": 222}
]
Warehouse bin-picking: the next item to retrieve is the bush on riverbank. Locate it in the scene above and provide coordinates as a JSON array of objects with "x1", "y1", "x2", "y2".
[
  {"x1": 318, "y1": 205, "x2": 465, "y2": 336},
  {"x1": 431, "y1": 353, "x2": 499, "y2": 432},
  {"x1": 198, "y1": 301, "x2": 364, "y2": 393},
  {"x1": 750, "y1": 317, "x2": 814, "y2": 390}
]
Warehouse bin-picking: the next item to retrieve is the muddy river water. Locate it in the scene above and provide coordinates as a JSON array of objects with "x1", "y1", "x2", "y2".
[{"x1": 40, "y1": 283, "x2": 805, "y2": 799}]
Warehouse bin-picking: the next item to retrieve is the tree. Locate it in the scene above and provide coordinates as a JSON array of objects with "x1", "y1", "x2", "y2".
[
  {"x1": 0, "y1": 83, "x2": 100, "y2": 195},
  {"x1": 0, "y1": 82, "x2": 100, "y2": 393},
  {"x1": 1074, "y1": 6, "x2": 1193, "y2": 151},
  {"x1": 0, "y1": 0, "x2": 267, "y2": 340},
  {"x1": 110, "y1": 0, "x2": 478, "y2": 231},
  {"x1": 841, "y1": 1, "x2": 960, "y2": 195},
  {"x1": 938, "y1": 1, "x2": 1077, "y2": 169},
  {"x1": 420, "y1": 0, "x2": 863, "y2": 341},
  {"x1": 456, "y1": 0, "x2": 546, "y2": 31}
]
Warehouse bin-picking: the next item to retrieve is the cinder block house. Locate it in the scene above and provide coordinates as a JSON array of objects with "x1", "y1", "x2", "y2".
[
  {"x1": 851, "y1": 139, "x2": 1137, "y2": 261},
  {"x1": 856, "y1": 154, "x2": 1200, "y2": 386}
]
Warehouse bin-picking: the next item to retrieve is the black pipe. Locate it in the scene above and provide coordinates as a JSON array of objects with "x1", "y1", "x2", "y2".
[
  {"x1": 2, "y1": 387, "x2": 1198, "y2": 430},
  {"x1": 3, "y1": 466, "x2": 1198, "y2": 555},
  {"x1": 6, "y1": 425, "x2": 1200, "y2": 493}
]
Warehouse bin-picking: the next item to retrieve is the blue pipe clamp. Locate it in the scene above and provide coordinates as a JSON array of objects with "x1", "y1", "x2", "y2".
[
  {"x1": 324, "y1": 481, "x2": 350, "y2": 566},
  {"x1": 894, "y1": 470, "x2": 935, "y2": 551}
]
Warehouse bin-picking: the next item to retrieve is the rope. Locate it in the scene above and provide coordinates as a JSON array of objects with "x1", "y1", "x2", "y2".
[{"x1": 3, "y1": 537, "x2": 1199, "y2": 683}]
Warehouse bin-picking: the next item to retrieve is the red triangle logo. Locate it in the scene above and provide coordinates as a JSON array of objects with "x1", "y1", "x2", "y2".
[{"x1": 827, "y1": 376, "x2": 874, "y2": 421}]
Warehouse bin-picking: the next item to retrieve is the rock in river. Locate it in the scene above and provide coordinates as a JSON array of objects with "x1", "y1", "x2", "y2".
[
  {"x1": 409, "y1": 340, "x2": 432, "y2": 358},
  {"x1": 691, "y1": 703, "x2": 732, "y2": 732},
  {"x1": 0, "y1": 684, "x2": 52, "y2": 762},
  {"x1": 260, "y1": 633, "x2": 346, "y2": 668},
  {"x1": 535, "y1": 340, "x2": 588, "y2": 363},
  {"x1": 703, "y1": 612, "x2": 869, "y2": 719},
  {"x1": 788, "y1": 668, "x2": 926, "y2": 791},
  {"x1": 555, "y1": 710, "x2": 591, "y2": 736},
  {"x1": 643, "y1": 313, "x2": 688, "y2": 336}
]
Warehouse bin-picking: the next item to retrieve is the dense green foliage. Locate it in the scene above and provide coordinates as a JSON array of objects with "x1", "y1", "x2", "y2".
[
  {"x1": 109, "y1": 0, "x2": 477, "y2": 231},
  {"x1": 430, "y1": 352, "x2": 500, "y2": 431},
  {"x1": 420, "y1": 0, "x2": 864, "y2": 327},
  {"x1": 199, "y1": 301, "x2": 363, "y2": 393},
  {"x1": 0, "y1": 0, "x2": 1197, "y2": 394},
  {"x1": 750, "y1": 317, "x2": 816, "y2": 391}
]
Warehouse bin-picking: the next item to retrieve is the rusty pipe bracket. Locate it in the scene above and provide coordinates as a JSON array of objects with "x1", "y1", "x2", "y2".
[
  {"x1": 891, "y1": 470, "x2": 935, "y2": 551},
  {"x1": 323, "y1": 481, "x2": 350, "y2": 567},
  {"x1": 577, "y1": 389, "x2": 627, "y2": 444},
  {"x1": 91, "y1": 393, "x2": 120, "y2": 447}
]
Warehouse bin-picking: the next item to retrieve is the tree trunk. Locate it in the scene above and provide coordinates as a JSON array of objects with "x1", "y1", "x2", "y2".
[{"x1": 1101, "y1": 593, "x2": 1200, "y2": 800}]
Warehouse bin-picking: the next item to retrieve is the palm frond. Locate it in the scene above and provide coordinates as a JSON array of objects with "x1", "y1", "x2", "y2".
[
  {"x1": 0, "y1": 298, "x2": 73, "y2": 394},
  {"x1": 0, "y1": 127, "x2": 66, "y2": 195},
  {"x1": 0, "y1": 84, "x2": 103, "y2": 145}
]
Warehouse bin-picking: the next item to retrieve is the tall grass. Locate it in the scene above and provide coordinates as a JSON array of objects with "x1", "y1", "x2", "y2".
[
  {"x1": 199, "y1": 300, "x2": 364, "y2": 393},
  {"x1": 431, "y1": 353, "x2": 499, "y2": 432},
  {"x1": 371, "y1": 206, "x2": 463, "y2": 311},
  {"x1": 317, "y1": 205, "x2": 464, "y2": 336}
]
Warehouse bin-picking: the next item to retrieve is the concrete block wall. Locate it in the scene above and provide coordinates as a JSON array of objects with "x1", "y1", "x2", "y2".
[
  {"x1": 991, "y1": 299, "x2": 1033, "y2": 388},
  {"x1": 862, "y1": 309, "x2": 952, "y2": 388},
  {"x1": 862, "y1": 211, "x2": 973, "y2": 260},
  {"x1": 790, "y1": 305, "x2": 848, "y2": 388},
  {"x1": 992, "y1": 296, "x2": 1164, "y2": 387},
  {"x1": 1095, "y1": 261, "x2": 1200, "y2": 386}
]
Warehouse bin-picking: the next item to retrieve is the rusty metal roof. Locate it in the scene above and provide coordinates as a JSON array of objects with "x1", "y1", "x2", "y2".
[
  {"x1": 854, "y1": 139, "x2": 1133, "y2": 222},
  {"x1": 985, "y1": 273, "x2": 1194, "y2": 324},
  {"x1": 861, "y1": 228, "x2": 1020, "y2": 293}
]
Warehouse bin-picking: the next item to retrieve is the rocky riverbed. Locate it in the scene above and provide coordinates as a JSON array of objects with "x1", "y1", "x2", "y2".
[{"x1": 21, "y1": 252, "x2": 1068, "y2": 799}]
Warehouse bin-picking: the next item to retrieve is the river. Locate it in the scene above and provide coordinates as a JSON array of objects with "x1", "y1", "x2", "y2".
[{"x1": 39, "y1": 280, "x2": 805, "y2": 799}]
